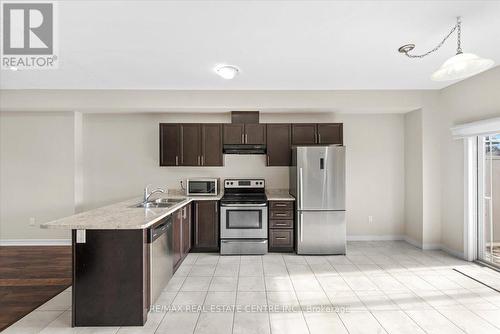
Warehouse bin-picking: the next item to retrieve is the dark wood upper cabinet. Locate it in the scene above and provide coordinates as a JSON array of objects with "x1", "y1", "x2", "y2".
[
  {"x1": 161, "y1": 122, "x2": 343, "y2": 167},
  {"x1": 317, "y1": 123, "x2": 343, "y2": 145},
  {"x1": 192, "y1": 201, "x2": 219, "y2": 251},
  {"x1": 266, "y1": 124, "x2": 291, "y2": 166},
  {"x1": 201, "y1": 124, "x2": 223, "y2": 166},
  {"x1": 180, "y1": 124, "x2": 201, "y2": 166},
  {"x1": 291, "y1": 124, "x2": 317, "y2": 145},
  {"x1": 245, "y1": 124, "x2": 266, "y2": 144},
  {"x1": 159, "y1": 124, "x2": 180, "y2": 166},
  {"x1": 223, "y1": 124, "x2": 245, "y2": 144}
]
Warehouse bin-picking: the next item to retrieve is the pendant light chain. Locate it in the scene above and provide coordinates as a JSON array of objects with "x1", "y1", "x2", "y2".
[{"x1": 402, "y1": 17, "x2": 462, "y2": 58}]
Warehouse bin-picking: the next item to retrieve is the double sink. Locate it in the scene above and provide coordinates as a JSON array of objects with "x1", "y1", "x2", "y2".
[{"x1": 133, "y1": 198, "x2": 185, "y2": 208}]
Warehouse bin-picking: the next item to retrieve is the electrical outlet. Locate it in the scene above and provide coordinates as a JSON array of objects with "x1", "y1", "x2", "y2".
[
  {"x1": 29, "y1": 217, "x2": 36, "y2": 226},
  {"x1": 368, "y1": 216, "x2": 373, "y2": 224}
]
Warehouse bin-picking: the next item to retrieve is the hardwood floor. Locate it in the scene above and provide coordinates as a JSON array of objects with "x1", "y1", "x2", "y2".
[{"x1": 0, "y1": 246, "x2": 71, "y2": 331}]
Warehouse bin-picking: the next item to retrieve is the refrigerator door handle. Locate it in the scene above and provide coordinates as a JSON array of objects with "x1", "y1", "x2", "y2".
[
  {"x1": 299, "y1": 167, "x2": 304, "y2": 209},
  {"x1": 299, "y1": 212, "x2": 304, "y2": 242}
]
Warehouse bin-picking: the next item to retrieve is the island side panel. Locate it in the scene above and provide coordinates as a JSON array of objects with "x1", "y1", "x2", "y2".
[{"x1": 72, "y1": 229, "x2": 149, "y2": 327}]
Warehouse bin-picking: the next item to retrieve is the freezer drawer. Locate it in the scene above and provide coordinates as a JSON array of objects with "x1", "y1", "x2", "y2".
[{"x1": 296, "y1": 211, "x2": 346, "y2": 255}]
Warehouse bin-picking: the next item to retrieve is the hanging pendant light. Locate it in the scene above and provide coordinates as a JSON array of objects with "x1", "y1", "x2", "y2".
[
  {"x1": 431, "y1": 52, "x2": 494, "y2": 81},
  {"x1": 398, "y1": 17, "x2": 494, "y2": 81}
]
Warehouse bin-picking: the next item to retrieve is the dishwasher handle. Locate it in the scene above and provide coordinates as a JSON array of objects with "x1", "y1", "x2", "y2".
[{"x1": 148, "y1": 216, "x2": 171, "y2": 243}]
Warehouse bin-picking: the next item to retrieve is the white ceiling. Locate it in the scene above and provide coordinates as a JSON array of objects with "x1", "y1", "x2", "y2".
[{"x1": 1, "y1": 0, "x2": 499, "y2": 90}]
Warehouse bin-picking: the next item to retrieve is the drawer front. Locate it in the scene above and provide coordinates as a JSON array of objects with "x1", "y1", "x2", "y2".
[
  {"x1": 270, "y1": 201, "x2": 293, "y2": 210},
  {"x1": 269, "y1": 219, "x2": 293, "y2": 229},
  {"x1": 269, "y1": 229, "x2": 293, "y2": 249},
  {"x1": 270, "y1": 210, "x2": 293, "y2": 220}
]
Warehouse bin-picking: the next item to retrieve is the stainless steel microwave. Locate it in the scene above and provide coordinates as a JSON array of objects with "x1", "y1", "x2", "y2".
[{"x1": 186, "y1": 178, "x2": 219, "y2": 196}]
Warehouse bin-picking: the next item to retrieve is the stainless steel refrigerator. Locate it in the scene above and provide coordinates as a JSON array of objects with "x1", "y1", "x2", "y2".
[{"x1": 290, "y1": 145, "x2": 346, "y2": 254}]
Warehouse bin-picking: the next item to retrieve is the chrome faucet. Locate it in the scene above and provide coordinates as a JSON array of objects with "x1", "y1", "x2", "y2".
[{"x1": 143, "y1": 185, "x2": 165, "y2": 203}]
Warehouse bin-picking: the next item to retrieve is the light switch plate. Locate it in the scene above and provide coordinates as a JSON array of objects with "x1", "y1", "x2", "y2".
[{"x1": 76, "y1": 229, "x2": 86, "y2": 243}]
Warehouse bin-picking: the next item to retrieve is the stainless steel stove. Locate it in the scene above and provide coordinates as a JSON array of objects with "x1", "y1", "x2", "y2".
[{"x1": 220, "y1": 179, "x2": 268, "y2": 255}]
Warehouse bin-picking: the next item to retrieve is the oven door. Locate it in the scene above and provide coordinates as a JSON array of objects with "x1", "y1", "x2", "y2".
[{"x1": 220, "y1": 204, "x2": 268, "y2": 239}]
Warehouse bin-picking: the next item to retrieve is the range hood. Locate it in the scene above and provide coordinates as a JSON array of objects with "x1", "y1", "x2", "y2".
[
  {"x1": 223, "y1": 111, "x2": 267, "y2": 155},
  {"x1": 223, "y1": 144, "x2": 266, "y2": 154}
]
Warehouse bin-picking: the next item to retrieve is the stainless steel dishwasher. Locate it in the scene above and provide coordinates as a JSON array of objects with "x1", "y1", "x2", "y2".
[{"x1": 148, "y1": 215, "x2": 173, "y2": 304}]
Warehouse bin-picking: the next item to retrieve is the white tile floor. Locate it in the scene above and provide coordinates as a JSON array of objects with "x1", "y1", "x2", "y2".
[{"x1": 5, "y1": 241, "x2": 500, "y2": 334}]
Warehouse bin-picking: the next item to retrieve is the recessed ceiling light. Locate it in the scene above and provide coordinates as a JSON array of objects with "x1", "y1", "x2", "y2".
[{"x1": 214, "y1": 64, "x2": 240, "y2": 80}]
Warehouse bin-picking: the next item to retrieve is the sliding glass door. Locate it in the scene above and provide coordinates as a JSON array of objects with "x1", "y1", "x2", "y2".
[{"x1": 478, "y1": 134, "x2": 500, "y2": 265}]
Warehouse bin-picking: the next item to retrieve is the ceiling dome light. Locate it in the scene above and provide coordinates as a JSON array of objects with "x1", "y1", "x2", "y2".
[
  {"x1": 399, "y1": 17, "x2": 495, "y2": 82},
  {"x1": 214, "y1": 65, "x2": 240, "y2": 79},
  {"x1": 431, "y1": 52, "x2": 494, "y2": 81}
]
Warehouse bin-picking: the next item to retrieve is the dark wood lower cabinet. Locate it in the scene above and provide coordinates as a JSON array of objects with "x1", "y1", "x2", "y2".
[
  {"x1": 269, "y1": 230, "x2": 294, "y2": 250},
  {"x1": 192, "y1": 201, "x2": 219, "y2": 252},
  {"x1": 182, "y1": 204, "x2": 192, "y2": 255},
  {"x1": 268, "y1": 201, "x2": 295, "y2": 252},
  {"x1": 173, "y1": 204, "x2": 192, "y2": 271},
  {"x1": 72, "y1": 229, "x2": 149, "y2": 327},
  {"x1": 172, "y1": 210, "x2": 182, "y2": 268}
]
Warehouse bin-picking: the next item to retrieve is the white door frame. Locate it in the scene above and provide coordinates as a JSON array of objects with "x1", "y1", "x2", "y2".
[
  {"x1": 463, "y1": 137, "x2": 477, "y2": 261},
  {"x1": 453, "y1": 117, "x2": 500, "y2": 261}
]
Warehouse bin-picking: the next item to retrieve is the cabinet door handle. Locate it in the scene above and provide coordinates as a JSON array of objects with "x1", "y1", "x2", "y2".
[
  {"x1": 275, "y1": 223, "x2": 287, "y2": 226},
  {"x1": 318, "y1": 133, "x2": 321, "y2": 143},
  {"x1": 241, "y1": 133, "x2": 244, "y2": 143},
  {"x1": 245, "y1": 134, "x2": 248, "y2": 143},
  {"x1": 201, "y1": 155, "x2": 204, "y2": 166},
  {"x1": 275, "y1": 213, "x2": 288, "y2": 217},
  {"x1": 275, "y1": 204, "x2": 287, "y2": 207},
  {"x1": 275, "y1": 237, "x2": 287, "y2": 240},
  {"x1": 197, "y1": 156, "x2": 200, "y2": 166},
  {"x1": 267, "y1": 155, "x2": 270, "y2": 165},
  {"x1": 175, "y1": 156, "x2": 178, "y2": 166}
]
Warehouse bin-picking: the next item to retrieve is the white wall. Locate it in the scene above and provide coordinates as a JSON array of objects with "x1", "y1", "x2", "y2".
[
  {"x1": 404, "y1": 109, "x2": 423, "y2": 246},
  {"x1": 432, "y1": 66, "x2": 500, "y2": 255},
  {"x1": 0, "y1": 112, "x2": 73, "y2": 242},
  {"x1": 81, "y1": 113, "x2": 289, "y2": 210}
]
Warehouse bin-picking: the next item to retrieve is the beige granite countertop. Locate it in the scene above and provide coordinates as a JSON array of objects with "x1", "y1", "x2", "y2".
[
  {"x1": 266, "y1": 189, "x2": 295, "y2": 201},
  {"x1": 41, "y1": 191, "x2": 223, "y2": 230}
]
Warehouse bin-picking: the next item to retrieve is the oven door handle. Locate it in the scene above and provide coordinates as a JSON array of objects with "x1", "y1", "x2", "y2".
[{"x1": 220, "y1": 203, "x2": 268, "y2": 207}]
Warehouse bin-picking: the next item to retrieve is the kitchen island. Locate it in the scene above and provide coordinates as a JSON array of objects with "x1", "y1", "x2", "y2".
[{"x1": 41, "y1": 192, "x2": 221, "y2": 327}]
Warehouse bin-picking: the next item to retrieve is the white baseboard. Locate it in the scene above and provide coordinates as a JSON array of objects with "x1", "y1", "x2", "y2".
[
  {"x1": 0, "y1": 239, "x2": 71, "y2": 246},
  {"x1": 403, "y1": 236, "x2": 422, "y2": 248},
  {"x1": 347, "y1": 235, "x2": 404, "y2": 241},
  {"x1": 0, "y1": 237, "x2": 465, "y2": 259},
  {"x1": 440, "y1": 245, "x2": 465, "y2": 259}
]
